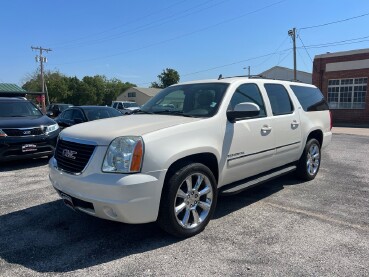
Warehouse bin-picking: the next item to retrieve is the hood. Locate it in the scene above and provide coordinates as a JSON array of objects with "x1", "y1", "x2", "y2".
[
  {"x1": 0, "y1": 115, "x2": 56, "y2": 128},
  {"x1": 126, "y1": 107, "x2": 140, "y2": 111},
  {"x1": 60, "y1": 114, "x2": 202, "y2": 145}
]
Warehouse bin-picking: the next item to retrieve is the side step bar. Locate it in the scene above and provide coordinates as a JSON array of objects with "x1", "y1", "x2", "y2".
[{"x1": 219, "y1": 165, "x2": 297, "y2": 196}]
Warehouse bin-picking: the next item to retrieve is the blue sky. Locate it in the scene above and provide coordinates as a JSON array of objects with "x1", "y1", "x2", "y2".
[{"x1": 2, "y1": 0, "x2": 369, "y2": 87}]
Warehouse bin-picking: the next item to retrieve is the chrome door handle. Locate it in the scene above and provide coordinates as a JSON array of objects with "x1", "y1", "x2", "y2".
[
  {"x1": 261, "y1": 125, "x2": 272, "y2": 132},
  {"x1": 291, "y1": 120, "x2": 300, "y2": 127}
]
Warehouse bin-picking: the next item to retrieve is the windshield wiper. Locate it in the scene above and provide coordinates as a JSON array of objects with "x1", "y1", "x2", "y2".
[
  {"x1": 131, "y1": 110, "x2": 154, "y2": 115},
  {"x1": 152, "y1": 110, "x2": 197, "y2": 118}
]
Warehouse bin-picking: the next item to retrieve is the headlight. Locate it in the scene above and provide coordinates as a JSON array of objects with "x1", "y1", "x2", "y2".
[
  {"x1": 0, "y1": 129, "x2": 7, "y2": 137},
  {"x1": 102, "y1": 136, "x2": 144, "y2": 173},
  {"x1": 45, "y1": 124, "x2": 59, "y2": 134}
]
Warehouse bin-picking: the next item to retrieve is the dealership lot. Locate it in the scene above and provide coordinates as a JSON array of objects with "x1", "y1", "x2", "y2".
[{"x1": 0, "y1": 133, "x2": 368, "y2": 276}]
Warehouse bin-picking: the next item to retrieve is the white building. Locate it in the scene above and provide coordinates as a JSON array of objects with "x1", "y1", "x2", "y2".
[{"x1": 117, "y1": 87, "x2": 161, "y2": 106}]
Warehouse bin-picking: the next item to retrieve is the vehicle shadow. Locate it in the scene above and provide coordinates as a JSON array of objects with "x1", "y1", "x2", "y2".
[
  {"x1": 0, "y1": 157, "x2": 50, "y2": 172},
  {"x1": 0, "y1": 200, "x2": 180, "y2": 273},
  {"x1": 0, "y1": 174, "x2": 305, "y2": 273},
  {"x1": 214, "y1": 174, "x2": 306, "y2": 219}
]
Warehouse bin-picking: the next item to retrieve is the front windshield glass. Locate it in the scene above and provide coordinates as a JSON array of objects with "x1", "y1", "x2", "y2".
[
  {"x1": 0, "y1": 101, "x2": 42, "y2": 117},
  {"x1": 141, "y1": 83, "x2": 229, "y2": 117},
  {"x1": 124, "y1": 102, "x2": 139, "y2": 108},
  {"x1": 84, "y1": 107, "x2": 122, "y2": 121}
]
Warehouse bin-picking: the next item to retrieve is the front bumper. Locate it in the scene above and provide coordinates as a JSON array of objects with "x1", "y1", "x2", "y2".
[
  {"x1": 49, "y1": 157, "x2": 166, "y2": 224},
  {"x1": 0, "y1": 132, "x2": 59, "y2": 161}
]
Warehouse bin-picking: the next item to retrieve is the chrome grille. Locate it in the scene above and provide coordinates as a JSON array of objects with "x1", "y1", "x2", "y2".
[
  {"x1": 55, "y1": 139, "x2": 96, "y2": 174},
  {"x1": 3, "y1": 127, "x2": 44, "y2": 136}
]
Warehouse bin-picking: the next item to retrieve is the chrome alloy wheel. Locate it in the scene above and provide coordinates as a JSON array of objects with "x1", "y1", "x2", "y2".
[
  {"x1": 306, "y1": 143, "x2": 320, "y2": 176},
  {"x1": 174, "y1": 173, "x2": 213, "y2": 229}
]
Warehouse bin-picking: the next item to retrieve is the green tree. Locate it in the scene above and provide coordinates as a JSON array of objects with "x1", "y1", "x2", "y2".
[{"x1": 151, "y1": 68, "x2": 180, "y2": 88}]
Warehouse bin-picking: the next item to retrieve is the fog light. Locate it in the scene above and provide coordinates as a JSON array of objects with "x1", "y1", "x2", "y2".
[{"x1": 103, "y1": 206, "x2": 118, "y2": 219}]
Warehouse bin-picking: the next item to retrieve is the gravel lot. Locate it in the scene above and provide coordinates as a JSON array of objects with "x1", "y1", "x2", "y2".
[{"x1": 1, "y1": 134, "x2": 368, "y2": 276}]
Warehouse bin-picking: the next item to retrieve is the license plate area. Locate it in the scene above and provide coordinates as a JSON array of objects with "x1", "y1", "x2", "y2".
[
  {"x1": 60, "y1": 192, "x2": 75, "y2": 211},
  {"x1": 22, "y1": 144, "x2": 37, "y2": 153}
]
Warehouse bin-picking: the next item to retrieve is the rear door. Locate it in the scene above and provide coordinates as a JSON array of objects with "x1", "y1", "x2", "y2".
[{"x1": 263, "y1": 83, "x2": 302, "y2": 167}]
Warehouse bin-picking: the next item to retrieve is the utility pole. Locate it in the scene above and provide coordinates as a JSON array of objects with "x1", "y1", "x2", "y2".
[
  {"x1": 243, "y1": 66, "x2": 251, "y2": 77},
  {"x1": 288, "y1": 28, "x2": 297, "y2": 81},
  {"x1": 31, "y1": 46, "x2": 52, "y2": 112}
]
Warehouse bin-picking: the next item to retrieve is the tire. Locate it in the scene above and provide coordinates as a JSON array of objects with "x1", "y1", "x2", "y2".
[
  {"x1": 296, "y1": 138, "x2": 321, "y2": 181},
  {"x1": 157, "y1": 162, "x2": 218, "y2": 238}
]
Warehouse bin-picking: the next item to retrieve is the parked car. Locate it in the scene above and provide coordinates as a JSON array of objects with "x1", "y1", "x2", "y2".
[
  {"x1": 112, "y1": 101, "x2": 140, "y2": 114},
  {"x1": 55, "y1": 106, "x2": 123, "y2": 129},
  {"x1": 47, "y1": 103, "x2": 74, "y2": 118},
  {"x1": 0, "y1": 97, "x2": 60, "y2": 161},
  {"x1": 49, "y1": 77, "x2": 332, "y2": 237}
]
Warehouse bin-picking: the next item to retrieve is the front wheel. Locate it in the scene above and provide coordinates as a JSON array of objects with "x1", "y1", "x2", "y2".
[
  {"x1": 157, "y1": 163, "x2": 217, "y2": 238},
  {"x1": 296, "y1": 138, "x2": 321, "y2": 181}
]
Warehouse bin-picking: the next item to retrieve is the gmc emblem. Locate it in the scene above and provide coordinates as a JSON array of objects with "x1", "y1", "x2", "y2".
[
  {"x1": 62, "y1": 149, "x2": 77, "y2": 159},
  {"x1": 23, "y1": 130, "x2": 31, "y2": 135}
]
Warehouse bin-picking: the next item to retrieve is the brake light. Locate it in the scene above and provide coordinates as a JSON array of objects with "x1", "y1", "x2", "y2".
[
  {"x1": 0, "y1": 129, "x2": 7, "y2": 137},
  {"x1": 329, "y1": 110, "x2": 333, "y2": 130}
]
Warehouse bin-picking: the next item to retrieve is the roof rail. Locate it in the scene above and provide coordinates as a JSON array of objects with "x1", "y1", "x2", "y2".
[{"x1": 217, "y1": 74, "x2": 305, "y2": 83}]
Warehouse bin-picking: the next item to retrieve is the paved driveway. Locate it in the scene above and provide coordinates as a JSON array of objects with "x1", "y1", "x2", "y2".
[{"x1": 0, "y1": 134, "x2": 368, "y2": 276}]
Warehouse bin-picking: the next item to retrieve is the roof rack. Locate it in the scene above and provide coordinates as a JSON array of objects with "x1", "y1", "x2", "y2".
[{"x1": 217, "y1": 74, "x2": 305, "y2": 83}]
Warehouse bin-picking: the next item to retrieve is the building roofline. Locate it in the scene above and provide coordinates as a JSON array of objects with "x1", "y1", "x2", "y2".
[
  {"x1": 315, "y1": 48, "x2": 369, "y2": 59},
  {"x1": 260, "y1": 66, "x2": 312, "y2": 76}
]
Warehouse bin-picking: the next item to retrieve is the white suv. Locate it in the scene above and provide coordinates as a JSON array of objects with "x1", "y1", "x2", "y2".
[
  {"x1": 49, "y1": 77, "x2": 332, "y2": 237},
  {"x1": 112, "y1": 101, "x2": 140, "y2": 114}
]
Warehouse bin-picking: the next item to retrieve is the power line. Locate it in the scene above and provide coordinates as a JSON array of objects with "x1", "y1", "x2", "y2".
[
  {"x1": 55, "y1": 0, "x2": 232, "y2": 50},
  {"x1": 50, "y1": 0, "x2": 287, "y2": 66},
  {"x1": 297, "y1": 35, "x2": 313, "y2": 63},
  {"x1": 49, "y1": 0, "x2": 188, "y2": 48},
  {"x1": 299, "y1": 12, "x2": 369, "y2": 30}
]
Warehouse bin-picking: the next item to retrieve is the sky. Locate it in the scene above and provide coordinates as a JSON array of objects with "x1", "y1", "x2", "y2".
[{"x1": 2, "y1": 0, "x2": 369, "y2": 87}]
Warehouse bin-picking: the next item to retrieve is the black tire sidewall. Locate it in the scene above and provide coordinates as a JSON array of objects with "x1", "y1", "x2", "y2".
[
  {"x1": 297, "y1": 138, "x2": 321, "y2": 181},
  {"x1": 158, "y1": 162, "x2": 218, "y2": 238}
]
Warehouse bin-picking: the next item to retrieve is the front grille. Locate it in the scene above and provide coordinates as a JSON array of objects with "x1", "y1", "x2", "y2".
[
  {"x1": 55, "y1": 139, "x2": 96, "y2": 174},
  {"x1": 3, "y1": 127, "x2": 44, "y2": 137}
]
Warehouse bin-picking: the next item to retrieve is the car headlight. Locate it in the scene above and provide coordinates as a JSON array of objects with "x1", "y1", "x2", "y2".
[
  {"x1": 102, "y1": 136, "x2": 144, "y2": 173},
  {"x1": 0, "y1": 129, "x2": 7, "y2": 137},
  {"x1": 45, "y1": 124, "x2": 59, "y2": 134}
]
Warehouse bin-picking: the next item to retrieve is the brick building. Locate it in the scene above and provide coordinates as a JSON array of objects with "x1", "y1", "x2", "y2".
[{"x1": 312, "y1": 48, "x2": 369, "y2": 126}]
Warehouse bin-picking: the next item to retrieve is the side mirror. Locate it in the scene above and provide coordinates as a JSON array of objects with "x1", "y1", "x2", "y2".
[
  {"x1": 227, "y1": 102, "x2": 260, "y2": 123},
  {"x1": 46, "y1": 111, "x2": 54, "y2": 117},
  {"x1": 74, "y1": 118, "x2": 84, "y2": 124}
]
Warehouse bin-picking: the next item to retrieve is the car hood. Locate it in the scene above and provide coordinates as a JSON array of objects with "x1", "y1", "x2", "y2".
[
  {"x1": 126, "y1": 107, "x2": 140, "y2": 111},
  {"x1": 59, "y1": 114, "x2": 202, "y2": 146},
  {"x1": 0, "y1": 115, "x2": 56, "y2": 128}
]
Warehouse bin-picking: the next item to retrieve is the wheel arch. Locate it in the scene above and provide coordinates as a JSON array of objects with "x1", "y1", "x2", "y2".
[{"x1": 306, "y1": 129, "x2": 323, "y2": 147}]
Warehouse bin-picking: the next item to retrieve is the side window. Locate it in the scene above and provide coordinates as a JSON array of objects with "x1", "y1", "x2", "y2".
[
  {"x1": 117, "y1": 103, "x2": 123, "y2": 109},
  {"x1": 72, "y1": 109, "x2": 84, "y2": 121},
  {"x1": 113, "y1": 103, "x2": 117, "y2": 108},
  {"x1": 228, "y1": 84, "x2": 266, "y2": 117},
  {"x1": 290, "y1": 85, "x2": 329, "y2": 111},
  {"x1": 264, "y1": 84, "x2": 294, "y2": 115},
  {"x1": 63, "y1": 110, "x2": 73, "y2": 120}
]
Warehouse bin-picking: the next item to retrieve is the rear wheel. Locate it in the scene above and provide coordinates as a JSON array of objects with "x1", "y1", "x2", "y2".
[
  {"x1": 296, "y1": 138, "x2": 321, "y2": 181},
  {"x1": 158, "y1": 162, "x2": 217, "y2": 238}
]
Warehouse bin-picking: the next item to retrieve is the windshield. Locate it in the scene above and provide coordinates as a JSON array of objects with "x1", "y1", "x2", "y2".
[
  {"x1": 124, "y1": 102, "x2": 139, "y2": 108},
  {"x1": 60, "y1": 104, "x2": 73, "y2": 111},
  {"x1": 0, "y1": 101, "x2": 43, "y2": 117},
  {"x1": 84, "y1": 107, "x2": 122, "y2": 121},
  {"x1": 141, "y1": 83, "x2": 229, "y2": 117}
]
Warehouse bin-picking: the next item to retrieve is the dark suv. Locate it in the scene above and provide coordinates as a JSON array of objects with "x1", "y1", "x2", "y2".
[
  {"x1": 47, "y1": 103, "x2": 74, "y2": 118},
  {"x1": 0, "y1": 97, "x2": 60, "y2": 161}
]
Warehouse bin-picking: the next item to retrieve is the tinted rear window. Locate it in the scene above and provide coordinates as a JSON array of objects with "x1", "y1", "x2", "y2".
[
  {"x1": 264, "y1": 84, "x2": 294, "y2": 116},
  {"x1": 290, "y1": 85, "x2": 329, "y2": 112}
]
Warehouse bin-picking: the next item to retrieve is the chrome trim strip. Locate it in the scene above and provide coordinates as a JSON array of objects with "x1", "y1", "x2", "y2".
[{"x1": 60, "y1": 136, "x2": 98, "y2": 146}]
